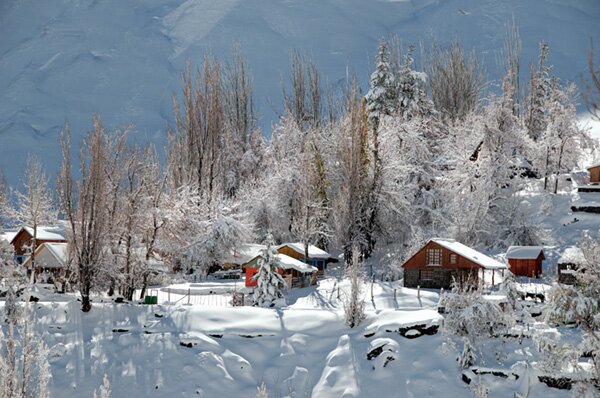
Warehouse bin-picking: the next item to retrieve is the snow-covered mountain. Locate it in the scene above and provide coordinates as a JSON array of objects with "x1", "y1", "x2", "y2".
[{"x1": 0, "y1": 0, "x2": 598, "y2": 185}]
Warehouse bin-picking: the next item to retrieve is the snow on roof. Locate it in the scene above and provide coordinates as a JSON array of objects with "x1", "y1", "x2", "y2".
[
  {"x1": 23, "y1": 242, "x2": 68, "y2": 269},
  {"x1": 277, "y1": 242, "x2": 332, "y2": 259},
  {"x1": 0, "y1": 230, "x2": 17, "y2": 243},
  {"x1": 587, "y1": 163, "x2": 600, "y2": 170},
  {"x1": 223, "y1": 244, "x2": 266, "y2": 265},
  {"x1": 11, "y1": 226, "x2": 66, "y2": 243},
  {"x1": 558, "y1": 247, "x2": 586, "y2": 265},
  {"x1": 506, "y1": 246, "x2": 544, "y2": 259},
  {"x1": 275, "y1": 254, "x2": 317, "y2": 274},
  {"x1": 431, "y1": 238, "x2": 507, "y2": 270}
]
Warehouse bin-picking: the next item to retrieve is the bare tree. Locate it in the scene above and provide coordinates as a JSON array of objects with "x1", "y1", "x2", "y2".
[
  {"x1": 8, "y1": 157, "x2": 56, "y2": 280},
  {"x1": 57, "y1": 118, "x2": 109, "y2": 312},
  {"x1": 427, "y1": 40, "x2": 484, "y2": 122},
  {"x1": 282, "y1": 51, "x2": 323, "y2": 129}
]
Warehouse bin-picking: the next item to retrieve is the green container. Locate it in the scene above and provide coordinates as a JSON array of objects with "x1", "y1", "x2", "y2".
[{"x1": 144, "y1": 295, "x2": 158, "y2": 305}]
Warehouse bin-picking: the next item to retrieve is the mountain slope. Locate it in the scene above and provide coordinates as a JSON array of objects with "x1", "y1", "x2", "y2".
[{"x1": 0, "y1": 0, "x2": 598, "y2": 184}]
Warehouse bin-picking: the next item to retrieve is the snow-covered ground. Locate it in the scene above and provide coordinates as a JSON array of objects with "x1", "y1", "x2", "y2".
[
  {"x1": 0, "y1": 0, "x2": 599, "y2": 186},
  {"x1": 0, "y1": 274, "x2": 590, "y2": 398}
]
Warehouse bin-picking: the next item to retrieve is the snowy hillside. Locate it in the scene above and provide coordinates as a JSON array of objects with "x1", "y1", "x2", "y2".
[{"x1": 1, "y1": 0, "x2": 599, "y2": 185}]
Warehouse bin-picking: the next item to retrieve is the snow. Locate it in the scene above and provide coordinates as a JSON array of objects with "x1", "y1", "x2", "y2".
[
  {"x1": 275, "y1": 253, "x2": 317, "y2": 273},
  {"x1": 0, "y1": 0, "x2": 598, "y2": 186},
  {"x1": 431, "y1": 238, "x2": 508, "y2": 270},
  {"x1": 277, "y1": 242, "x2": 333, "y2": 259},
  {"x1": 24, "y1": 242, "x2": 68, "y2": 269},
  {"x1": 505, "y1": 246, "x2": 544, "y2": 260}
]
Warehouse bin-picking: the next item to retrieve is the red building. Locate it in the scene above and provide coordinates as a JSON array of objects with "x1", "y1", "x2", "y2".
[
  {"x1": 401, "y1": 238, "x2": 507, "y2": 289},
  {"x1": 505, "y1": 246, "x2": 545, "y2": 278}
]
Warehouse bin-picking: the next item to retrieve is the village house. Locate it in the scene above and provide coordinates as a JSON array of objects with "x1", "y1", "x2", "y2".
[
  {"x1": 22, "y1": 242, "x2": 69, "y2": 284},
  {"x1": 244, "y1": 252, "x2": 318, "y2": 289},
  {"x1": 401, "y1": 238, "x2": 507, "y2": 289},
  {"x1": 558, "y1": 246, "x2": 585, "y2": 285},
  {"x1": 10, "y1": 226, "x2": 67, "y2": 264},
  {"x1": 275, "y1": 242, "x2": 336, "y2": 272},
  {"x1": 588, "y1": 164, "x2": 600, "y2": 184},
  {"x1": 505, "y1": 246, "x2": 545, "y2": 278}
]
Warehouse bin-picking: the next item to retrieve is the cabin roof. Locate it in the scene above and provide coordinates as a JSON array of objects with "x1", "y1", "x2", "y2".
[
  {"x1": 23, "y1": 242, "x2": 68, "y2": 269},
  {"x1": 277, "y1": 242, "x2": 332, "y2": 259},
  {"x1": 275, "y1": 254, "x2": 318, "y2": 273},
  {"x1": 431, "y1": 238, "x2": 507, "y2": 270},
  {"x1": 10, "y1": 226, "x2": 66, "y2": 244},
  {"x1": 558, "y1": 247, "x2": 586, "y2": 265},
  {"x1": 506, "y1": 246, "x2": 545, "y2": 260}
]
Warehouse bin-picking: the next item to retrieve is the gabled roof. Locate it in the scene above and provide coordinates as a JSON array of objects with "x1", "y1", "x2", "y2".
[
  {"x1": 275, "y1": 254, "x2": 318, "y2": 273},
  {"x1": 10, "y1": 226, "x2": 66, "y2": 244},
  {"x1": 276, "y1": 242, "x2": 332, "y2": 259},
  {"x1": 430, "y1": 238, "x2": 507, "y2": 270},
  {"x1": 587, "y1": 163, "x2": 600, "y2": 170},
  {"x1": 23, "y1": 242, "x2": 68, "y2": 269},
  {"x1": 506, "y1": 246, "x2": 545, "y2": 260}
]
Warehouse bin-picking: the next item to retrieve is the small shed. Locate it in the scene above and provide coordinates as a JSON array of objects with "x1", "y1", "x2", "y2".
[
  {"x1": 558, "y1": 247, "x2": 585, "y2": 285},
  {"x1": 401, "y1": 238, "x2": 507, "y2": 289},
  {"x1": 22, "y1": 242, "x2": 69, "y2": 283},
  {"x1": 276, "y1": 242, "x2": 335, "y2": 271},
  {"x1": 588, "y1": 164, "x2": 600, "y2": 184},
  {"x1": 244, "y1": 253, "x2": 317, "y2": 288},
  {"x1": 505, "y1": 246, "x2": 545, "y2": 278}
]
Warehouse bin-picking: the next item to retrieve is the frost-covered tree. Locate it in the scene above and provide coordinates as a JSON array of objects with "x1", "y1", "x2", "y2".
[
  {"x1": 583, "y1": 43, "x2": 600, "y2": 121},
  {"x1": 441, "y1": 276, "x2": 514, "y2": 365},
  {"x1": 0, "y1": 299, "x2": 51, "y2": 398},
  {"x1": 255, "y1": 381, "x2": 268, "y2": 398},
  {"x1": 252, "y1": 239, "x2": 286, "y2": 307},
  {"x1": 8, "y1": 157, "x2": 56, "y2": 280},
  {"x1": 544, "y1": 234, "x2": 600, "y2": 381},
  {"x1": 58, "y1": 118, "x2": 110, "y2": 312},
  {"x1": 344, "y1": 246, "x2": 366, "y2": 328}
]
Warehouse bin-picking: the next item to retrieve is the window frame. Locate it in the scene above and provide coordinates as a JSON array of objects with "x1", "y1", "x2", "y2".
[{"x1": 426, "y1": 248, "x2": 442, "y2": 266}]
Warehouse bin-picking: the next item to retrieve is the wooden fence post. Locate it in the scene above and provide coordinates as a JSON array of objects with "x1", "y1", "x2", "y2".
[
  {"x1": 393, "y1": 288, "x2": 397, "y2": 302},
  {"x1": 417, "y1": 285, "x2": 420, "y2": 299},
  {"x1": 371, "y1": 275, "x2": 375, "y2": 301},
  {"x1": 188, "y1": 288, "x2": 191, "y2": 305}
]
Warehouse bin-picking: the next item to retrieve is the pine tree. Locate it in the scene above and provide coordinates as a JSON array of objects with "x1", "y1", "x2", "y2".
[
  {"x1": 396, "y1": 44, "x2": 434, "y2": 119},
  {"x1": 252, "y1": 239, "x2": 286, "y2": 308},
  {"x1": 366, "y1": 39, "x2": 396, "y2": 131}
]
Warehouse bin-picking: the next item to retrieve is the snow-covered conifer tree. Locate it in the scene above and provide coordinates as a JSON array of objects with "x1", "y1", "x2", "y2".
[
  {"x1": 366, "y1": 39, "x2": 396, "y2": 131},
  {"x1": 525, "y1": 42, "x2": 552, "y2": 141},
  {"x1": 396, "y1": 44, "x2": 434, "y2": 120},
  {"x1": 93, "y1": 374, "x2": 111, "y2": 398},
  {"x1": 252, "y1": 239, "x2": 286, "y2": 308}
]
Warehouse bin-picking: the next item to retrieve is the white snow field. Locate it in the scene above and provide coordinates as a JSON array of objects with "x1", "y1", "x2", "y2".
[
  {"x1": 0, "y1": 0, "x2": 599, "y2": 185},
  {"x1": 0, "y1": 274, "x2": 589, "y2": 398}
]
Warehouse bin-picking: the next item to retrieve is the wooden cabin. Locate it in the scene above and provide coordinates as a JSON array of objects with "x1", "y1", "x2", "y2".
[
  {"x1": 244, "y1": 253, "x2": 317, "y2": 288},
  {"x1": 558, "y1": 247, "x2": 585, "y2": 285},
  {"x1": 276, "y1": 242, "x2": 335, "y2": 272},
  {"x1": 401, "y1": 238, "x2": 507, "y2": 289},
  {"x1": 588, "y1": 164, "x2": 600, "y2": 184},
  {"x1": 505, "y1": 246, "x2": 545, "y2": 278},
  {"x1": 10, "y1": 226, "x2": 66, "y2": 264}
]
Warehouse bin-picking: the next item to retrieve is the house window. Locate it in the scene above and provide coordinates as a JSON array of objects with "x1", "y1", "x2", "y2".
[
  {"x1": 420, "y1": 269, "x2": 435, "y2": 280},
  {"x1": 427, "y1": 249, "x2": 442, "y2": 266},
  {"x1": 450, "y1": 254, "x2": 457, "y2": 265}
]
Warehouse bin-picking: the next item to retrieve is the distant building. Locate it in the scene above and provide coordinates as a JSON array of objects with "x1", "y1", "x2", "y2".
[
  {"x1": 587, "y1": 164, "x2": 600, "y2": 184},
  {"x1": 505, "y1": 246, "x2": 545, "y2": 278},
  {"x1": 401, "y1": 238, "x2": 507, "y2": 289},
  {"x1": 244, "y1": 252, "x2": 317, "y2": 289},
  {"x1": 558, "y1": 246, "x2": 585, "y2": 285},
  {"x1": 10, "y1": 226, "x2": 66, "y2": 264},
  {"x1": 276, "y1": 242, "x2": 336, "y2": 272}
]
